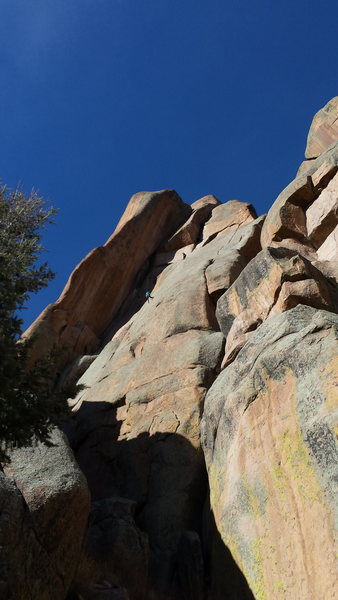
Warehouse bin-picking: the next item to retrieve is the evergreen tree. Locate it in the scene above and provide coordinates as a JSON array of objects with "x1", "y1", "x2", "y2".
[{"x1": 0, "y1": 184, "x2": 70, "y2": 463}]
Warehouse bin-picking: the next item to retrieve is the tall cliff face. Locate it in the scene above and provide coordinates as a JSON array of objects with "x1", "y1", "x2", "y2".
[{"x1": 1, "y1": 98, "x2": 338, "y2": 600}]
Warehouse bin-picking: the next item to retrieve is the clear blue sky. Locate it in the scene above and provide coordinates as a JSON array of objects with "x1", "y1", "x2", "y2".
[{"x1": 1, "y1": 0, "x2": 337, "y2": 328}]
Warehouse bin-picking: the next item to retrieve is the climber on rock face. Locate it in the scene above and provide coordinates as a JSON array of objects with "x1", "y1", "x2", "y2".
[{"x1": 145, "y1": 290, "x2": 154, "y2": 302}]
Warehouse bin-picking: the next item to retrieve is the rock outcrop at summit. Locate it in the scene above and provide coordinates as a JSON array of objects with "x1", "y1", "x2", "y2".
[
  {"x1": 23, "y1": 190, "x2": 191, "y2": 368},
  {"x1": 2, "y1": 98, "x2": 337, "y2": 600},
  {"x1": 261, "y1": 139, "x2": 338, "y2": 250},
  {"x1": 305, "y1": 96, "x2": 338, "y2": 159}
]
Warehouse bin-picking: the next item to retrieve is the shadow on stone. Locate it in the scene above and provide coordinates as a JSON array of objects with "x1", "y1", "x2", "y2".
[
  {"x1": 65, "y1": 401, "x2": 255, "y2": 600},
  {"x1": 203, "y1": 496, "x2": 255, "y2": 600}
]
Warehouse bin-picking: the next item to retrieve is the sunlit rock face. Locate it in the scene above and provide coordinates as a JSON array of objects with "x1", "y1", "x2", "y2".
[
  {"x1": 23, "y1": 190, "x2": 192, "y2": 368},
  {"x1": 201, "y1": 97, "x2": 338, "y2": 600},
  {"x1": 305, "y1": 96, "x2": 338, "y2": 159},
  {"x1": 202, "y1": 306, "x2": 338, "y2": 600},
  {"x1": 68, "y1": 199, "x2": 263, "y2": 598},
  {"x1": 9, "y1": 98, "x2": 338, "y2": 600},
  {"x1": 216, "y1": 246, "x2": 338, "y2": 366}
]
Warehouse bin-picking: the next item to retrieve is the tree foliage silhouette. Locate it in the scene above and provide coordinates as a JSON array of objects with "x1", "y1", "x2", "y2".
[{"x1": 0, "y1": 184, "x2": 71, "y2": 463}]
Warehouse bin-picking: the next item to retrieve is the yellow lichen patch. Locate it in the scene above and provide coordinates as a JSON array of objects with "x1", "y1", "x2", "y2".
[
  {"x1": 218, "y1": 523, "x2": 245, "y2": 579},
  {"x1": 273, "y1": 579, "x2": 286, "y2": 594},
  {"x1": 230, "y1": 368, "x2": 336, "y2": 599},
  {"x1": 279, "y1": 427, "x2": 323, "y2": 503},
  {"x1": 208, "y1": 463, "x2": 223, "y2": 517},
  {"x1": 208, "y1": 354, "x2": 337, "y2": 600},
  {"x1": 253, "y1": 370, "x2": 336, "y2": 598},
  {"x1": 271, "y1": 462, "x2": 287, "y2": 493},
  {"x1": 251, "y1": 538, "x2": 288, "y2": 600},
  {"x1": 251, "y1": 537, "x2": 267, "y2": 600},
  {"x1": 240, "y1": 474, "x2": 266, "y2": 518}
]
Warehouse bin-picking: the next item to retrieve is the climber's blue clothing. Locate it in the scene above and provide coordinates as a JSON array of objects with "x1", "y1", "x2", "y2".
[{"x1": 145, "y1": 290, "x2": 154, "y2": 302}]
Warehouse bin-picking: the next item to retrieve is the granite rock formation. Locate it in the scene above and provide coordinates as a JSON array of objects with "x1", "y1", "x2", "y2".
[
  {"x1": 305, "y1": 96, "x2": 338, "y2": 159},
  {"x1": 23, "y1": 190, "x2": 191, "y2": 368},
  {"x1": 1, "y1": 99, "x2": 337, "y2": 600},
  {"x1": 0, "y1": 430, "x2": 89, "y2": 599},
  {"x1": 202, "y1": 306, "x2": 338, "y2": 600}
]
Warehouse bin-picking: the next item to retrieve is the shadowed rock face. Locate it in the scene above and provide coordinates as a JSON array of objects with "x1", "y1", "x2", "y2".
[
  {"x1": 0, "y1": 430, "x2": 90, "y2": 600},
  {"x1": 4, "y1": 98, "x2": 337, "y2": 600},
  {"x1": 72, "y1": 497, "x2": 149, "y2": 600}
]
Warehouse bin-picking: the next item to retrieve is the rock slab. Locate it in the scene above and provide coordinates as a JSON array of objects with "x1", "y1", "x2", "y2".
[{"x1": 202, "y1": 306, "x2": 338, "y2": 600}]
